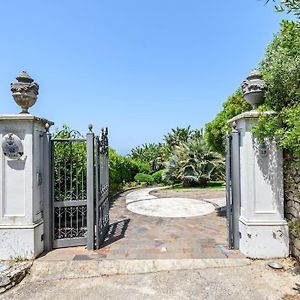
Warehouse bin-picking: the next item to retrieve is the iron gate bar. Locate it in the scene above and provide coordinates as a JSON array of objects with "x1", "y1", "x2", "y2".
[
  {"x1": 225, "y1": 127, "x2": 241, "y2": 250},
  {"x1": 53, "y1": 200, "x2": 87, "y2": 207},
  {"x1": 95, "y1": 135, "x2": 100, "y2": 250},
  {"x1": 225, "y1": 132, "x2": 233, "y2": 248},
  {"x1": 86, "y1": 128, "x2": 95, "y2": 250},
  {"x1": 231, "y1": 127, "x2": 241, "y2": 250},
  {"x1": 43, "y1": 127, "x2": 52, "y2": 251}
]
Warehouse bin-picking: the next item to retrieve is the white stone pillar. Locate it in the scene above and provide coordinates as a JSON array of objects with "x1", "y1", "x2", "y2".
[
  {"x1": 0, "y1": 114, "x2": 52, "y2": 259},
  {"x1": 229, "y1": 111, "x2": 289, "y2": 258}
]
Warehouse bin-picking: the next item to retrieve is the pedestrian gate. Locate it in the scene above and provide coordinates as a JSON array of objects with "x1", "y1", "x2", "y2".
[{"x1": 45, "y1": 126, "x2": 109, "y2": 250}]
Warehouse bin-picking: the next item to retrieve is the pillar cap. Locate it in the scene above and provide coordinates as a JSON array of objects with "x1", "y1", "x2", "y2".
[
  {"x1": 228, "y1": 110, "x2": 276, "y2": 126},
  {"x1": 0, "y1": 114, "x2": 54, "y2": 126}
]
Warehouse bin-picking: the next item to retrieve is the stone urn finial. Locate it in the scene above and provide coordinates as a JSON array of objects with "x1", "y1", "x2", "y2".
[
  {"x1": 10, "y1": 71, "x2": 39, "y2": 114},
  {"x1": 241, "y1": 69, "x2": 267, "y2": 110}
]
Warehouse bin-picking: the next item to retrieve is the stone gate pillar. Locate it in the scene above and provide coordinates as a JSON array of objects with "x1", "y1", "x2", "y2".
[
  {"x1": 228, "y1": 70, "x2": 289, "y2": 258},
  {"x1": 0, "y1": 72, "x2": 53, "y2": 259}
]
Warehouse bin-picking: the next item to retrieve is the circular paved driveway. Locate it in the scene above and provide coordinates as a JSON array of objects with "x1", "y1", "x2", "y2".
[{"x1": 126, "y1": 188, "x2": 216, "y2": 218}]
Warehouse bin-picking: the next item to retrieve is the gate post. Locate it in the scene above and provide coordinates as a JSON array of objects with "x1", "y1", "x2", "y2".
[
  {"x1": 0, "y1": 72, "x2": 54, "y2": 259},
  {"x1": 226, "y1": 69, "x2": 289, "y2": 258},
  {"x1": 86, "y1": 125, "x2": 95, "y2": 250},
  {"x1": 225, "y1": 132, "x2": 233, "y2": 248},
  {"x1": 43, "y1": 124, "x2": 52, "y2": 251},
  {"x1": 226, "y1": 127, "x2": 241, "y2": 250},
  {"x1": 231, "y1": 125, "x2": 240, "y2": 249}
]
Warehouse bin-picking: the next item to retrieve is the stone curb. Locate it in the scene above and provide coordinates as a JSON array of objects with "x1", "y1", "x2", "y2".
[
  {"x1": 30, "y1": 258, "x2": 250, "y2": 281},
  {"x1": 0, "y1": 261, "x2": 32, "y2": 294}
]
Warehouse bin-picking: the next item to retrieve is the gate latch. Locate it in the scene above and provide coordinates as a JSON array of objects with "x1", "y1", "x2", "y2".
[{"x1": 37, "y1": 172, "x2": 42, "y2": 186}]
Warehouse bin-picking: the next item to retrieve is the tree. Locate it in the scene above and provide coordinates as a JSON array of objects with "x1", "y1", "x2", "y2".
[
  {"x1": 131, "y1": 143, "x2": 167, "y2": 173},
  {"x1": 254, "y1": 20, "x2": 300, "y2": 158},
  {"x1": 109, "y1": 148, "x2": 151, "y2": 194},
  {"x1": 205, "y1": 89, "x2": 251, "y2": 154},
  {"x1": 205, "y1": 20, "x2": 300, "y2": 159},
  {"x1": 131, "y1": 126, "x2": 207, "y2": 174},
  {"x1": 164, "y1": 126, "x2": 193, "y2": 147},
  {"x1": 163, "y1": 136, "x2": 224, "y2": 186},
  {"x1": 265, "y1": 0, "x2": 300, "y2": 20}
]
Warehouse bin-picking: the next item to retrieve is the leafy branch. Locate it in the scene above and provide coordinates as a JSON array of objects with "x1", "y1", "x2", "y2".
[{"x1": 265, "y1": 0, "x2": 300, "y2": 19}]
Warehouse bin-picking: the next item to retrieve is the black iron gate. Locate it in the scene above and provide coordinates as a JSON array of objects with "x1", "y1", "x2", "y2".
[
  {"x1": 51, "y1": 131, "x2": 88, "y2": 248},
  {"x1": 225, "y1": 126, "x2": 241, "y2": 249},
  {"x1": 95, "y1": 128, "x2": 110, "y2": 249},
  {"x1": 45, "y1": 126, "x2": 110, "y2": 250}
]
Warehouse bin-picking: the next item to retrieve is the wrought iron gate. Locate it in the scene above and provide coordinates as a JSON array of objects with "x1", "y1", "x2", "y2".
[
  {"x1": 95, "y1": 128, "x2": 110, "y2": 249},
  {"x1": 46, "y1": 126, "x2": 110, "y2": 250},
  {"x1": 225, "y1": 126, "x2": 241, "y2": 249}
]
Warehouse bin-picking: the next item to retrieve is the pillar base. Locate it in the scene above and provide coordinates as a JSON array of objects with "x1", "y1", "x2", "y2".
[
  {"x1": 0, "y1": 221, "x2": 44, "y2": 260},
  {"x1": 239, "y1": 217, "x2": 289, "y2": 258}
]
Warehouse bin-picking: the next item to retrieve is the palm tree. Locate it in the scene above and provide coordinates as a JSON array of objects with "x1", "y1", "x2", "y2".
[
  {"x1": 163, "y1": 137, "x2": 224, "y2": 186},
  {"x1": 164, "y1": 126, "x2": 193, "y2": 147},
  {"x1": 130, "y1": 143, "x2": 168, "y2": 173}
]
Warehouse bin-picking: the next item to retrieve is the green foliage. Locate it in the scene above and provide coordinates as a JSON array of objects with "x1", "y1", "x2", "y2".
[
  {"x1": 165, "y1": 126, "x2": 193, "y2": 147},
  {"x1": 205, "y1": 90, "x2": 251, "y2": 154},
  {"x1": 152, "y1": 170, "x2": 164, "y2": 184},
  {"x1": 134, "y1": 173, "x2": 154, "y2": 185},
  {"x1": 288, "y1": 218, "x2": 300, "y2": 238},
  {"x1": 163, "y1": 136, "x2": 225, "y2": 186},
  {"x1": 109, "y1": 148, "x2": 151, "y2": 195},
  {"x1": 53, "y1": 125, "x2": 149, "y2": 197},
  {"x1": 253, "y1": 20, "x2": 300, "y2": 158},
  {"x1": 130, "y1": 127, "x2": 205, "y2": 173},
  {"x1": 131, "y1": 143, "x2": 169, "y2": 173},
  {"x1": 133, "y1": 160, "x2": 151, "y2": 174},
  {"x1": 131, "y1": 126, "x2": 223, "y2": 187},
  {"x1": 205, "y1": 21, "x2": 300, "y2": 159},
  {"x1": 53, "y1": 124, "x2": 87, "y2": 201},
  {"x1": 165, "y1": 181, "x2": 225, "y2": 190},
  {"x1": 265, "y1": 0, "x2": 300, "y2": 20}
]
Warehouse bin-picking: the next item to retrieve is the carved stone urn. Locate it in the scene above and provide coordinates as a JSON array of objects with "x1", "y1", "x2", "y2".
[
  {"x1": 10, "y1": 71, "x2": 39, "y2": 114},
  {"x1": 241, "y1": 69, "x2": 266, "y2": 110}
]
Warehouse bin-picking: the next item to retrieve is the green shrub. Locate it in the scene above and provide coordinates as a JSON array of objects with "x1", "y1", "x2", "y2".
[
  {"x1": 134, "y1": 173, "x2": 154, "y2": 185},
  {"x1": 53, "y1": 125, "x2": 87, "y2": 201},
  {"x1": 204, "y1": 89, "x2": 250, "y2": 154},
  {"x1": 152, "y1": 170, "x2": 164, "y2": 184},
  {"x1": 253, "y1": 20, "x2": 300, "y2": 158},
  {"x1": 205, "y1": 21, "x2": 300, "y2": 159},
  {"x1": 133, "y1": 160, "x2": 151, "y2": 174}
]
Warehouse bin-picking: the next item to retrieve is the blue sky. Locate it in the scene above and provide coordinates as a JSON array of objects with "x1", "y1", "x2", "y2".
[{"x1": 0, "y1": 1, "x2": 286, "y2": 154}]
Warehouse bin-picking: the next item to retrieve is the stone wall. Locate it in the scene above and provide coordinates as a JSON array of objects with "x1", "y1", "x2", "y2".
[{"x1": 284, "y1": 152, "x2": 300, "y2": 259}]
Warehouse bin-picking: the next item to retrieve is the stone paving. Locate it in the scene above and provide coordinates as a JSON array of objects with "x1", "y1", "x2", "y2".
[
  {"x1": 126, "y1": 187, "x2": 216, "y2": 218},
  {"x1": 40, "y1": 187, "x2": 243, "y2": 260}
]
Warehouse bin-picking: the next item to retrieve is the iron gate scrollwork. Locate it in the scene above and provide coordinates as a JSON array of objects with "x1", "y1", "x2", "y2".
[
  {"x1": 51, "y1": 130, "x2": 88, "y2": 248},
  {"x1": 95, "y1": 128, "x2": 110, "y2": 249},
  {"x1": 47, "y1": 126, "x2": 110, "y2": 250}
]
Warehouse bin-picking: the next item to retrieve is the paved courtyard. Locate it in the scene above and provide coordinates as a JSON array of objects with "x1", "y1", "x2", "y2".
[
  {"x1": 4, "y1": 188, "x2": 300, "y2": 300},
  {"x1": 40, "y1": 187, "x2": 242, "y2": 260}
]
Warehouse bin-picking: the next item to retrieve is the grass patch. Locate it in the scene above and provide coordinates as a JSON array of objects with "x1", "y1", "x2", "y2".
[{"x1": 165, "y1": 181, "x2": 225, "y2": 191}]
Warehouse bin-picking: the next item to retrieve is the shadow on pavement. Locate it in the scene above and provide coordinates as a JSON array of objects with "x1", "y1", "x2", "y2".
[{"x1": 102, "y1": 218, "x2": 130, "y2": 248}]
